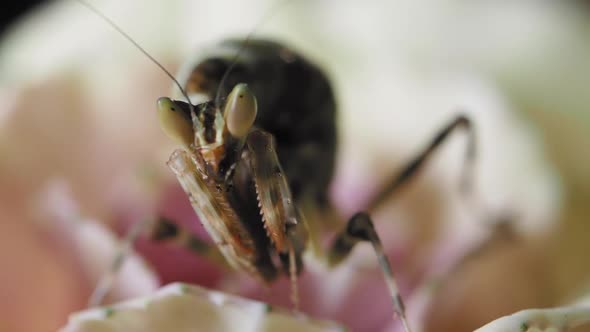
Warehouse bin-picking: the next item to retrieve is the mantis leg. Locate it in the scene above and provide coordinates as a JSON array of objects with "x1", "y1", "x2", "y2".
[
  {"x1": 323, "y1": 115, "x2": 476, "y2": 330},
  {"x1": 245, "y1": 128, "x2": 307, "y2": 308},
  {"x1": 328, "y1": 212, "x2": 413, "y2": 332},
  {"x1": 149, "y1": 217, "x2": 226, "y2": 265},
  {"x1": 368, "y1": 114, "x2": 475, "y2": 211},
  {"x1": 87, "y1": 218, "x2": 149, "y2": 307},
  {"x1": 87, "y1": 216, "x2": 226, "y2": 307}
]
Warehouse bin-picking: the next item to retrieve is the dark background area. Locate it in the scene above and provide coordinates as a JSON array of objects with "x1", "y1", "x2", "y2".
[{"x1": 1, "y1": 0, "x2": 48, "y2": 36}]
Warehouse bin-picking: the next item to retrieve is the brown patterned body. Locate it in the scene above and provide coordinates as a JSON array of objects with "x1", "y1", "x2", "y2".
[
  {"x1": 178, "y1": 39, "x2": 337, "y2": 205},
  {"x1": 164, "y1": 39, "x2": 336, "y2": 282}
]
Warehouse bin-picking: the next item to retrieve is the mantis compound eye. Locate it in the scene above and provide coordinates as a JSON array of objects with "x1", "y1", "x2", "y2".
[
  {"x1": 157, "y1": 97, "x2": 194, "y2": 147},
  {"x1": 223, "y1": 83, "x2": 258, "y2": 139}
]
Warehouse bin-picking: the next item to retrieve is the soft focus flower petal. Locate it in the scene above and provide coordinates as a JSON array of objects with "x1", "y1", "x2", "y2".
[
  {"x1": 475, "y1": 294, "x2": 590, "y2": 332},
  {"x1": 2, "y1": 1, "x2": 590, "y2": 332},
  {"x1": 0, "y1": 199, "x2": 82, "y2": 332},
  {"x1": 38, "y1": 180, "x2": 160, "y2": 303},
  {"x1": 61, "y1": 283, "x2": 345, "y2": 332}
]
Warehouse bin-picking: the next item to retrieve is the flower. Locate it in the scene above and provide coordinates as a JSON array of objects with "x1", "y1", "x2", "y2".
[{"x1": 2, "y1": 1, "x2": 590, "y2": 332}]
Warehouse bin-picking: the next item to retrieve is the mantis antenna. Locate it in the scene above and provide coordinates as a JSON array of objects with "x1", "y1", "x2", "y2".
[
  {"x1": 213, "y1": 0, "x2": 293, "y2": 109},
  {"x1": 76, "y1": 0, "x2": 195, "y2": 117}
]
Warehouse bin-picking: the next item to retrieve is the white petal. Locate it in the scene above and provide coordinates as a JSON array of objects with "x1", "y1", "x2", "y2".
[{"x1": 61, "y1": 283, "x2": 345, "y2": 332}]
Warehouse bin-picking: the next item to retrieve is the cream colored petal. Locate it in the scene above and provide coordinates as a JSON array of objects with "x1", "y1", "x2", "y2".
[
  {"x1": 38, "y1": 180, "x2": 160, "y2": 303},
  {"x1": 61, "y1": 283, "x2": 345, "y2": 332}
]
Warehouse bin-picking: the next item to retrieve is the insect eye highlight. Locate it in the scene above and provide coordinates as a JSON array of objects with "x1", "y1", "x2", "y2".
[
  {"x1": 223, "y1": 83, "x2": 257, "y2": 139},
  {"x1": 157, "y1": 97, "x2": 194, "y2": 147}
]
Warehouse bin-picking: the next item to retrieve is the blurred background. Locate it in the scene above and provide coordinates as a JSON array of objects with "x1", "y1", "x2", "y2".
[{"x1": 0, "y1": 1, "x2": 589, "y2": 332}]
